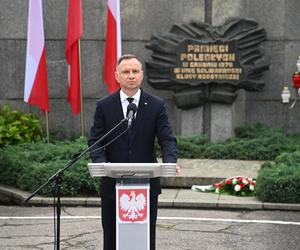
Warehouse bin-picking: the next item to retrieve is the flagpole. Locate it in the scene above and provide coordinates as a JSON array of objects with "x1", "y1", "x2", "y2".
[
  {"x1": 45, "y1": 110, "x2": 50, "y2": 143},
  {"x1": 78, "y1": 39, "x2": 84, "y2": 137}
]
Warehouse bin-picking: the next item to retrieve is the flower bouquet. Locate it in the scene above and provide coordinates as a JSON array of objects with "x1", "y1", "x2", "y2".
[{"x1": 192, "y1": 176, "x2": 256, "y2": 196}]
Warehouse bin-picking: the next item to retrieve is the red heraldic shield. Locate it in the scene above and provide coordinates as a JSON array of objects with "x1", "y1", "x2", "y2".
[{"x1": 117, "y1": 188, "x2": 148, "y2": 223}]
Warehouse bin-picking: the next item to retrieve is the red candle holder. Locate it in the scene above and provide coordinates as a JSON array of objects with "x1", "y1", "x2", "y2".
[{"x1": 292, "y1": 72, "x2": 300, "y2": 88}]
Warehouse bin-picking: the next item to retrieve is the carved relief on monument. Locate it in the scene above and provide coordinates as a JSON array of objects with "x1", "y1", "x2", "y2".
[{"x1": 145, "y1": 17, "x2": 270, "y2": 109}]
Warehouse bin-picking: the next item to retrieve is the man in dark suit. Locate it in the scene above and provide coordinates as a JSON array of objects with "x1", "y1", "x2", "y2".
[{"x1": 89, "y1": 54, "x2": 178, "y2": 250}]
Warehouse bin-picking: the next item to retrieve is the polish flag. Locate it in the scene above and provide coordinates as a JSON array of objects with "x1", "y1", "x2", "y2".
[
  {"x1": 24, "y1": 0, "x2": 49, "y2": 112},
  {"x1": 104, "y1": 0, "x2": 121, "y2": 93},
  {"x1": 65, "y1": 0, "x2": 83, "y2": 115}
]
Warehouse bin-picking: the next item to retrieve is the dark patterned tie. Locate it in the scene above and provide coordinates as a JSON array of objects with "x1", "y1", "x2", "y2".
[
  {"x1": 126, "y1": 97, "x2": 134, "y2": 116},
  {"x1": 127, "y1": 97, "x2": 134, "y2": 103},
  {"x1": 126, "y1": 97, "x2": 135, "y2": 138}
]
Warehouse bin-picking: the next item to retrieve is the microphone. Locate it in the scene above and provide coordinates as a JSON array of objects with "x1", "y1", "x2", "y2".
[{"x1": 126, "y1": 103, "x2": 137, "y2": 127}]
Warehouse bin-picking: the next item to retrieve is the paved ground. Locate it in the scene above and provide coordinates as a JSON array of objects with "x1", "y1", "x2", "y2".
[
  {"x1": 1, "y1": 206, "x2": 300, "y2": 250},
  {"x1": 1, "y1": 159, "x2": 299, "y2": 250}
]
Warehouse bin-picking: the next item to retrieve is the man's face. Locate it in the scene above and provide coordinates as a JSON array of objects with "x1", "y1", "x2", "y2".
[{"x1": 115, "y1": 58, "x2": 144, "y2": 93}]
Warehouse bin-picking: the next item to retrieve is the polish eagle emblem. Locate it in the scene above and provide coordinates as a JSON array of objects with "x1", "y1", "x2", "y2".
[{"x1": 119, "y1": 191, "x2": 147, "y2": 221}]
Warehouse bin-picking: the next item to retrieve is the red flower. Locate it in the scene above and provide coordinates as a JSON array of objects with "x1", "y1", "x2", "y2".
[
  {"x1": 238, "y1": 177, "x2": 244, "y2": 182},
  {"x1": 225, "y1": 179, "x2": 232, "y2": 185},
  {"x1": 216, "y1": 182, "x2": 223, "y2": 188}
]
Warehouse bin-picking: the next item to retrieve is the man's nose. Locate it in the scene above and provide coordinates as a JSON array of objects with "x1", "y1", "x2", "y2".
[{"x1": 128, "y1": 71, "x2": 135, "y2": 78}]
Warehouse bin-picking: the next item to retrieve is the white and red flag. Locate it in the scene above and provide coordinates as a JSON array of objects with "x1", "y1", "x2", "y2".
[
  {"x1": 24, "y1": 0, "x2": 49, "y2": 112},
  {"x1": 65, "y1": 0, "x2": 83, "y2": 115},
  {"x1": 104, "y1": 0, "x2": 122, "y2": 93}
]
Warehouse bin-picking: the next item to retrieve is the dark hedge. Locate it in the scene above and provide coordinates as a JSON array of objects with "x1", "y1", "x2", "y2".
[
  {"x1": 0, "y1": 137, "x2": 100, "y2": 196},
  {"x1": 256, "y1": 152, "x2": 300, "y2": 203}
]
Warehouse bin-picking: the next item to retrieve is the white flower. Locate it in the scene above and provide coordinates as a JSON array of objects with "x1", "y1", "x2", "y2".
[
  {"x1": 234, "y1": 184, "x2": 241, "y2": 192},
  {"x1": 215, "y1": 188, "x2": 220, "y2": 193},
  {"x1": 242, "y1": 178, "x2": 249, "y2": 185},
  {"x1": 249, "y1": 185, "x2": 255, "y2": 191},
  {"x1": 232, "y1": 178, "x2": 238, "y2": 185}
]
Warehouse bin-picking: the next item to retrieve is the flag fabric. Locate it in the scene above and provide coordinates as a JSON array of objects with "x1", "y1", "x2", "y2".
[
  {"x1": 104, "y1": 0, "x2": 122, "y2": 93},
  {"x1": 65, "y1": 0, "x2": 83, "y2": 115},
  {"x1": 24, "y1": 0, "x2": 49, "y2": 112}
]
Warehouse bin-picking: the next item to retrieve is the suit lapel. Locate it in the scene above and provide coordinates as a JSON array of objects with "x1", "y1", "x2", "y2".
[
  {"x1": 111, "y1": 90, "x2": 128, "y2": 135},
  {"x1": 113, "y1": 91, "x2": 124, "y2": 117},
  {"x1": 111, "y1": 91, "x2": 124, "y2": 120}
]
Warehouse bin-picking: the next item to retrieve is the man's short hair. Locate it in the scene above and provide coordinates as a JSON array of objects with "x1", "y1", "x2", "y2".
[{"x1": 117, "y1": 54, "x2": 140, "y2": 66}]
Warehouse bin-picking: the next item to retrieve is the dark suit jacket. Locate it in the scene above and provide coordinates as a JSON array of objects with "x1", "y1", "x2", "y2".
[{"x1": 88, "y1": 89, "x2": 177, "y2": 199}]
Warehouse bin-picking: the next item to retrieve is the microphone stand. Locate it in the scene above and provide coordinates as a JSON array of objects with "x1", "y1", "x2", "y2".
[{"x1": 24, "y1": 117, "x2": 129, "y2": 250}]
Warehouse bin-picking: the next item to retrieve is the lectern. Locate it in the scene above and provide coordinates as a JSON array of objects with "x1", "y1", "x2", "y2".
[{"x1": 88, "y1": 163, "x2": 176, "y2": 250}]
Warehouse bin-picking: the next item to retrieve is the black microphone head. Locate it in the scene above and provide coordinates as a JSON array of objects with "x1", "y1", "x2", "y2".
[
  {"x1": 127, "y1": 103, "x2": 137, "y2": 114},
  {"x1": 126, "y1": 103, "x2": 137, "y2": 127}
]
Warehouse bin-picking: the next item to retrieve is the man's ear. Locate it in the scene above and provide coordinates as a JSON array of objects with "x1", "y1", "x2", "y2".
[
  {"x1": 115, "y1": 71, "x2": 119, "y2": 83},
  {"x1": 141, "y1": 70, "x2": 144, "y2": 81}
]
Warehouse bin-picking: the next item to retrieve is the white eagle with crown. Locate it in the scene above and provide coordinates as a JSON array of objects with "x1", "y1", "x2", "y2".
[{"x1": 120, "y1": 191, "x2": 146, "y2": 221}]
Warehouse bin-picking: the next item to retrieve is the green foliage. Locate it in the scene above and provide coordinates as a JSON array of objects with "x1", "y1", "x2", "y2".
[
  {"x1": 0, "y1": 137, "x2": 100, "y2": 196},
  {"x1": 0, "y1": 105, "x2": 42, "y2": 146},
  {"x1": 1, "y1": 123, "x2": 299, "y2": 201},
  {"x1": 174, "y1": 123, "x2": 300, "y2": 160},
  {"x1": 156, "y1": 134, "x2": 208, "y2": 159},
  {"x1": 172, "y1": 123, "x2": 299, "y2": 203},
  {"x1": 234, "y1": 123, "x2": 282, "y2": 139},
  {"x1": 256, "y1": 151, "x2": 300, "y2": 203},
  {"x1": 176, "y1": 134, "x2": 207, "y2": 158}
]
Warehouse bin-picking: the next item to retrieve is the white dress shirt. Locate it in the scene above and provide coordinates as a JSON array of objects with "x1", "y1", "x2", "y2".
[{"x1": 120, "y1": 89, "x2": 141, "y2": 118}]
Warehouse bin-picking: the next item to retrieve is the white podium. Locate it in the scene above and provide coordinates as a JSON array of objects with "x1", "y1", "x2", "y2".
[{"x1": 88, "y1": 163, "x2": 176, "y2": 250}]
